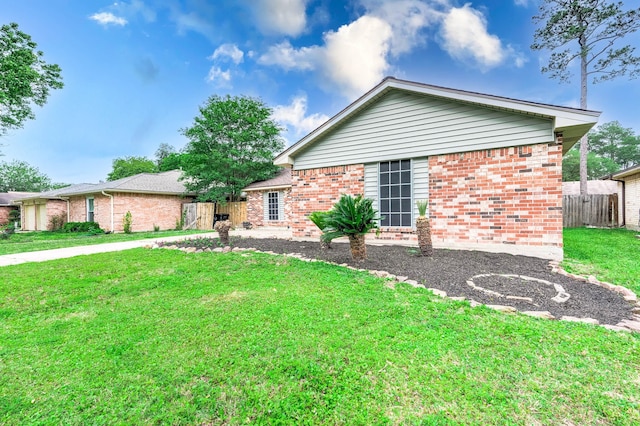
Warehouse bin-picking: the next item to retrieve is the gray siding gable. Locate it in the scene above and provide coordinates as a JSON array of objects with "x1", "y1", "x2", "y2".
[{"x1": 292, "y1": 90, "x2": 554, "y2": 170}]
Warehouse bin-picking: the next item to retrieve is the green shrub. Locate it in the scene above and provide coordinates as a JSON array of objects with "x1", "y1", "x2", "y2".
[
  {"x1": 322, "y1": 194, "x2": 380, "y2": 242},
  {"x1": 153, "y1": 224, "x2": 160, "y2": 232},
  {"x1": 48, "y1": 214, "x2": 66, "y2": 231},
  {"x1": 60, "y1": 222, "x2": 103, "y2": 234},
  {"x1": 123, "y1": 211, "x2": 133, "y2": 234}
]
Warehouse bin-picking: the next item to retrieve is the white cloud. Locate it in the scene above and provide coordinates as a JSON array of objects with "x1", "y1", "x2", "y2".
[
  {"x1": 321, "y1": 16, "x2": 393, "y2": 98},
  {"x1": 258, "y1": 41, "x2": 319, "y2": 71},
  {"x1": 440, "y1": 5, "x2": 506, "y2": 70},
  {"x1": 259, "y1": 16, "x2": 392, "y2": 99},
  {"x1": 251, "y1": 0, "x2": 308, "y2": 36},
  {"x1": 89, "y1": 12, "x2": 128, "y2": 26},
  {"x1": 513, "y1": 0, "x2": 531, "y2": 6},
  {"x1": 115, "y1": 0, "x2": 157, "y2": 22},
  {"x1": 211, "y1": 44, "x2": 244, "y2": 64},
  {"x1": 207, "y1": 67, "x2": 231, "y2": 86},
  {"x1": 272, "y1": 95, "x2": 330, "y2": 140}
]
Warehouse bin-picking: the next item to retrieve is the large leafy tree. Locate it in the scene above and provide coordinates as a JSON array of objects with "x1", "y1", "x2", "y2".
[
  {"x1": 0, "y1": 22, "x2": 63, "y2": 137},
  {"x1": 588, "y1": 121, "x2": 640, "y2": 169},
  {"x1": 0, "y1": 159, "x2": 53, "y2": 192},
  {"x1": 531, "y1": 1, "x2": 640, "y2": 194},
  {"x1": 562, "y1": 146, "x2": 619, "y2": 181},
  {"x1": 180, "y1": 95, "x2": 284, "y2": 202},
  {"x1": 107, "y1": 156, "x2": 157, "y2": 181},
  {"x1": 155, "y1": 143, "x2": 185, "y2": 172}
]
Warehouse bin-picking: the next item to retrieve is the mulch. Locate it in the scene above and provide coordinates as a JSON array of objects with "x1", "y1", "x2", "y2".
[{"x1": 167, "y1": 236, "x2": 636, "y2": 326}]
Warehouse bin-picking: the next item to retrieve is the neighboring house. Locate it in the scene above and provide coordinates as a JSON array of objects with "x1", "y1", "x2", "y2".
[
  {"x1": 243, "y1": 168, "x2": 292, "y2": 228},
  {"x1": 266, "y1": 77, "x2": 600, "y2": 260},
  {"x1": 0, "y1": 192, "x2": 37, "y2": 226},
  {"x1": 13, "y1": 170, "x2": 195, "y2": 232},
  {"x1": 605, "y1": 164, "x2": 640, "y2": 231}
]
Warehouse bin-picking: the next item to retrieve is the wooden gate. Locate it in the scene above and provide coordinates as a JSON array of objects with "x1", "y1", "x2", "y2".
[
  {"x1": 563, "y1": 194, "x2": 619, "y2": 228},
  {"x1": 182, "y1": 202, "x2": 246, "y2": 229},
  {"x1": 216, "y1": 202, "x2": 247, "y2": 227}
]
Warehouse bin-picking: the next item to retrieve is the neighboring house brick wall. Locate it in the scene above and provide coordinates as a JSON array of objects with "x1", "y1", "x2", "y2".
[
  {"x1": 290, "y1": 164, "x2": 365, "y2": 237},
  {"x1": 45, "y1": 200, "x2": 67, "y2": 230},
  {"x1": 246, "y1": 189, "x2": 292, "y2": 228},
  {"x1": 624, "y1": 174, "x2": 640, "y2": 231},
  {"x1": 0, "y1": 207, "x2": 12, "y2": 225},
  {"x1": 429, "y1": 143, "x2": 563, "y2": 248},
  {"x1": 67, "y1": 193, "x2": 191, "y2": 232}
]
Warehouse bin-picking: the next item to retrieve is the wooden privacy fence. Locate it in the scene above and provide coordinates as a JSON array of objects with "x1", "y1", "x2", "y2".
[
  {"x1": 216, "y1": 202, "x2": 247, "y2": 227},
  {"x1": 182, "y1": 202, "x2": 247, "y2": 230},
  {"x1": 563, "y1": 194, "x2": 618, "y2": 228}
]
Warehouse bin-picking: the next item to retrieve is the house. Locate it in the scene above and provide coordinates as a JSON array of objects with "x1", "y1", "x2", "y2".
[
  {"x1": 0, "y1": 192, "x2": 37, "y2": 226},
  {"x1": 605, "y1": 164, "x2": 640, "y2": 231},
  {"x1": 253, "y1": 77, "x2": 601, "y2": 260},
  {"x1": 14, "y1": 170, "x2": 195, "y2": 232},
  {"x1": 243, "y1": 168, "x2": 292, "y2": 228}
]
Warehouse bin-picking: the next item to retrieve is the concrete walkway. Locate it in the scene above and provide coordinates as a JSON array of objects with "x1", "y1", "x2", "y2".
[{"x1": 0, "y1": 228, "x2": 293, "y2": 267}]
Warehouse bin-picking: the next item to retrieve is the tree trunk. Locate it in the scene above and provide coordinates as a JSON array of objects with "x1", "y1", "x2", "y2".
[
  {"x1": 579, "y1": 32, "x2": 589, "y2": 195},
  {"x1": 348, "y1": 234, "x2": 367, "y2": 262},
  {"x1": 416, "y1": 216, "x2": 433, "y2": 256},
  {"x1": 320, "y1": 237, "x2": 331, "y2": 250}
]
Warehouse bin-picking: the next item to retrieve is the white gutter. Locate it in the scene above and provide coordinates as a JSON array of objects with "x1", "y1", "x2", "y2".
[{"x1": 102, "y1": 191, "x2": 114, "y2": 233}]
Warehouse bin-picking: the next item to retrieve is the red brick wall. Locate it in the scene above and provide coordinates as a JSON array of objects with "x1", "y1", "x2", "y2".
[
  {"x1": 246, "y1": 188, "x2": 292, "y2": 228},
  {"x1": 290, "y1": 165, "x2": 365, "y2": 237},
  {"x1": 45, "y1": 200, "x2": 68, "y2": 230},
  {"x1": 429, "y1": 143, "x2": 563, "y2": 248},
  {"x1": 0, "y1": 206, "x2": 13, "y2": 225},
  {"x1": 68, "y1": 193, "x2": 193, "y2": 232},
  {"x1": 287, "y1": 143, "x2": 563, "y2": 251}
]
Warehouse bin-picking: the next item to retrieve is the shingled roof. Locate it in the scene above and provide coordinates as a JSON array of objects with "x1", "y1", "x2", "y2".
[
  {"x1": 0, "y1": 192, "x2": 38, "y2": 206},
  {"x1": 243, "y1": 168, "x2": 292, "y2": 191},
  {"x1": 13, "y1": 170, "x2": 192, "y2": 201}
]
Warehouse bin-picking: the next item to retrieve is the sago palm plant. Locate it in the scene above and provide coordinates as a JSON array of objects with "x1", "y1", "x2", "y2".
[
  {"x1": 416, "y1": 199, "x2": 433, "y2": 256},
  {"x1": 308, "y1": 210, "x2": 332, "y2": 249},
  {"x1": 322, "y1": 194, "x2": 380, "y2": 262}
]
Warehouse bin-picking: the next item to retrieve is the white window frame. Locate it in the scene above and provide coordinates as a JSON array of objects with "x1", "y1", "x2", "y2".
[
  {"x1": 86, "y1": 197, "x2": 95, "y2": 222},
  {"x1": 264, "y1": 191, "x2": 283, "y2": 221},
  {"x1": 378, "y1": 159, "x2": 413, "y2": 227}
]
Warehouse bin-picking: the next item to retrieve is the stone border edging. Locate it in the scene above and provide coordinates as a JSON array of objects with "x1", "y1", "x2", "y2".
[{"x1": 150, "y1": 243, "x2": 640, "y2": 333}]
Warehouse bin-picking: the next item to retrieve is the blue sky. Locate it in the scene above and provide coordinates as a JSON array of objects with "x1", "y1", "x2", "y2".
[{"x1": 2, "y1": 0, "x2": 640, "y2": 184}]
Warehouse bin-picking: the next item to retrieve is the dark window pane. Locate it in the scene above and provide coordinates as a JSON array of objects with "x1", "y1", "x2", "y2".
[
  {"x1": 391, "y1": 199, "x2": 400, "y2": 212},
  {"x1": 379, "y1": 200, "x2": 389, "y2": 213},
  {"x1": 381, "y1": 216, "x2": 390, "y2": 226},
  {"x1": 390, "y1": 161, "x2": 400, "y2": 171},
  {"x1": 390, "y1": 173, "x2": 400, "y2": 184},
  {"x1": 401, "y1": 199, "x2": 411, "y2": 212},
  {"x1": 380, "y1": 162, "x2": 389, "y2": 172},
  {"x1": 380, "y1": 173, "x2": 389, "y2": 185},
  {"x1": 391, "y1": 214, "x2": 400, "y2": 226},
  {"x1": 380, "y1": 186, "x2": 389, "y2": 198},
  {"x1": 401, "y1": 185, "x2": 411, "y2": 197},
  {"x1": 390, "y1": 185, "x2": 400, "y2": 197},
  {"x1": 401, "y1": 171, "x2": 410, "y2": 183},
  {"x1": 402, "y1": 214, "x2": 412, "y2": 226},
  {"x1": 401, "y1": 160, "x2": 411, "y2": 170}
]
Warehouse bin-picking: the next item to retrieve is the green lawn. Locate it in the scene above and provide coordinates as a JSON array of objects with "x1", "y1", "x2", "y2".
[
  {"x1": 1, "y1": 248, "x2": 638, "y2": 425},
  {"x1": 563, "y1": 227, "x2": 640, "y2": 295},
  {"x1": 0, "y1": 229, "x2": 213, "y2": 256}
]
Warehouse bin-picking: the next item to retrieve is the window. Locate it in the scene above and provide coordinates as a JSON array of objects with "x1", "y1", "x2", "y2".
[
  {"x1": 86, "y1": 197, "x2": 95, "y2": 222},
  {"x1": 267, "y1": 192, "x2": 280, "y2": 221},
  {"x1": 379, "y1": 160, "x2": 412, "y2": 227}
]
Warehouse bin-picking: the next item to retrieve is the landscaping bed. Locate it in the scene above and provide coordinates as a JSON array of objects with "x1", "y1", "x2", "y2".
[{"x1": 163, "y1": 236, "x2": 638, "y2": 326}]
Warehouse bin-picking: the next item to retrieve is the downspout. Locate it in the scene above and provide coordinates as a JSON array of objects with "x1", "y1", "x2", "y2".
[{"x1": 102, "y1": 191, "x2": 114, "y2": 233}]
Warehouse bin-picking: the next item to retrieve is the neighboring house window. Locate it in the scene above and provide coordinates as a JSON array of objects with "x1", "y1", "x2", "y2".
[
  {"x1": 379, "y1": 159, "x2": 412, "y2": 227},
  {"x1": 86, "y1": 197, "x2": 95, "y2": 222},
  {"x1": 267, "y1": 192, "x2": 280, "y2": 221}
]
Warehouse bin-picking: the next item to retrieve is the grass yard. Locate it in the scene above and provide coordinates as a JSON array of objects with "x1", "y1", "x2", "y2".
[
  {"x1": 563, "y1": 227, "x2": 640, "y2": 295},
  {"x1": 1, "y1": 248, "x2": 639, "y2": 425},
  {"x1": 0, "y1": 229, "x2": 212, "y2": 256}
]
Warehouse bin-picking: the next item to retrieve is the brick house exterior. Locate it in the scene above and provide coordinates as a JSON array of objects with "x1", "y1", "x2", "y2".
[
  {"x1": 0, "y1": 192, "x2": 38, "y2": 228},
  {"x1": 244, "y1": 168, "x2": 292, "y2": 228},
  {"x1": 272, "y1": 77, "x2": 600, "y2": 260},
  {"x1": 14, "y1": 171, "x2": 194, "y2": 232}
]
